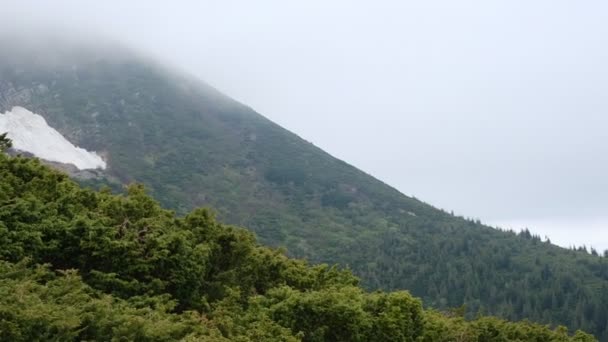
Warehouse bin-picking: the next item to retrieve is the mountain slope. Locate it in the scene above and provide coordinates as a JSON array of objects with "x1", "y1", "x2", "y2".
[
  {"x1": 0, "y1": 153, "x2": 597, "y2": 341},
  {"x1": 1, "y1": 38, "x2": 608, "y2": 338}
]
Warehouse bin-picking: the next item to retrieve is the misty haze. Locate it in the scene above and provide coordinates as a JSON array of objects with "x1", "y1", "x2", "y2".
[{"x1": 1, "y1": 1, "x2": 607, "y2": 341}]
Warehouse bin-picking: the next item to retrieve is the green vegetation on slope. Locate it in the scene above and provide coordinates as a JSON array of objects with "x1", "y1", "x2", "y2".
[
  {"x1": 0, "y1": 152, "x2": 597, "y2": 341},
  {"x1": 0, "y1": 132, "x2": 11, "y2": 151},
  {"x1": 1, "y1": 42, "x2": 608, "y2": 338}
]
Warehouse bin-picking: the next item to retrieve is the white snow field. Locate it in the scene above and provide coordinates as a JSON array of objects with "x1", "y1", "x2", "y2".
[{"x1": 0, "y1": 106, "x2": 106, "y2": 170}]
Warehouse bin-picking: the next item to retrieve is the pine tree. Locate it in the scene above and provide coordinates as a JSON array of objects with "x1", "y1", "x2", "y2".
[{"x1": 0, "y1": 132, "x2": 12, "y2": 152}]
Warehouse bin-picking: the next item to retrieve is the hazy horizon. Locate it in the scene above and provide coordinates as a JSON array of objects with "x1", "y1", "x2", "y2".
[{"x1": 3, "y1": 0, "x2": 607, "y2": 251}]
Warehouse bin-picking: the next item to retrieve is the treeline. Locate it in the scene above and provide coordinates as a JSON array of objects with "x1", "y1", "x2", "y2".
[
  {"x1": 0, "y1": 152, "x2": 597, "y2": 341},
  {"x1": 511, "y1": 227, "x2": 607, "y2": 257}
]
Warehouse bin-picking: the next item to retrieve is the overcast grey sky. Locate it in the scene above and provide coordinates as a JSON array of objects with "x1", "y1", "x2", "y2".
[{"x1": 3, "y1": 0, "x2": 608, "y2": 251}]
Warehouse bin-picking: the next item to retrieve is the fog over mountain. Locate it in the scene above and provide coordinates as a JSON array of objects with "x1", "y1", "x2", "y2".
[{"x1": 2, "y1": 0, "x2": 607, "y2": 250}]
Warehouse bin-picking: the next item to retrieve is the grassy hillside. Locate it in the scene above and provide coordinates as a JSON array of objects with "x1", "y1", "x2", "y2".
[
  {"x1": 1, "y1": 40, "x2": 608, "y2": 338},
  {"x1": 0, "y1": 152, "x2": 597, "y2": 341}
]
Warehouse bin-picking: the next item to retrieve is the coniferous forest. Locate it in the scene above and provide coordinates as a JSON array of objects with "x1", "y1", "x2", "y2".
[{"x1": 0, "y1": 151, "x2": 599, "y2": 341}]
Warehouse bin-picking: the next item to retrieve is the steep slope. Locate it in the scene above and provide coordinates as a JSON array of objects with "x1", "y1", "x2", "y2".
[
  {"x1": 0, "y1": 153, "x2": 597, "y2": 341},
  {"x1": 1, "y1": 38, "x2": 608, "y2": 338}
]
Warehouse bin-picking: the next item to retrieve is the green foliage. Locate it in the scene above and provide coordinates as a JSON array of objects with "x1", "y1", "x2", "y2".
[
  {"x1": 0, "y1": 153, "x2": 598, "y2": 341},
  {"x1": 264, "y1": 286, "x2": 425, "y2": 342},
  {"x1": 419, "y1": 310, "x2": 596, "y2": 342},
  {"x1": 0, "y1": 260, "x2": 219, "y2": 341},
  {"x1": 2, "y1": 49, "x2": 608, "y2": 339},
  {"x1": 0, "y1": 132, "x2": 11, "y2": 152}
]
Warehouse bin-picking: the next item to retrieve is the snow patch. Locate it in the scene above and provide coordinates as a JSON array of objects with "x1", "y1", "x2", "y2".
[{"x1": 0, "y1": 106, "x2": 106, "y2": 170}]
